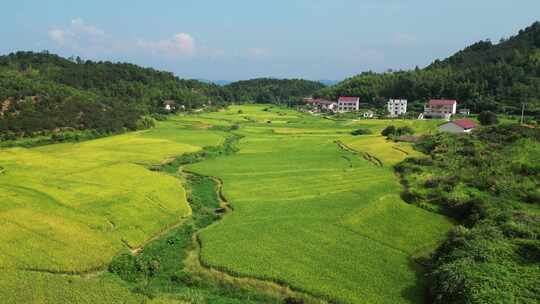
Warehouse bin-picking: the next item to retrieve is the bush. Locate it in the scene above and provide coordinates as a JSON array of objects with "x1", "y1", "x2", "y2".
[
  {"x1": 351, "y1": 128, "x2": 372, "y2": 136},
  {"x1": 136, "y1": 116, "x2": 156, "y2": 130},
  {"x1": 396, "y1": 126, "x2": 414, "y2": 136},
  {"x1": 381, "y1": 125, "x2": 396, "y2": 137},
  {"x1": 478, "y1": 111, "x2": 499, "y2": 125},
  {"x1": 381, "y1": 125, "x2": 414, "y2": 137}
]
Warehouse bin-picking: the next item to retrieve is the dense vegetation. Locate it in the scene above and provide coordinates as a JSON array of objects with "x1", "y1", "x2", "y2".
[
  {"x1": 0, "y1": 52, "x2": 324, "y2": 139},
  {"x1": 316, "y1": 22, "x2": 540, "y2": 119},
  {"x1": 396, "y1": 125, "x2": 540, "y2": 303},
  {"x1": 0, "y1": 52, "x2": 227, "y2": 138},
  {"x1": 224, "y1": 78, "x2": 325, "y2": 105}
]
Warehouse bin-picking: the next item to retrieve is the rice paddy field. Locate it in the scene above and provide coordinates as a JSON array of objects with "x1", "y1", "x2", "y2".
[{"x1": 0, "y1": 105, "x2": 453, "y2": 303}]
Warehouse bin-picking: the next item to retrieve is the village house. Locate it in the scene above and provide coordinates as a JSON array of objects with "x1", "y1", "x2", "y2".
[
  {"x1": 337, "y1": 97, "x2": 360, "y2": 113},
  {"x1": 439, "y1": 119, "x2": 477, "y2": 134},
  {"x1": 424, "y1": 99, "x2": 457, "y2": 120},
  {"x1": 459, "y1": 108, "x2": 471, "y2": 116},
  {"x1": 363, "y1": 110, "x2": 374, "y2": 119},
  {"x1": 163, "y1": 100, "x2": 177, "y2": 111},
  {"x1": 304, "y1": 98, "x2": 337, "y2": 112},
  {"x1": 387, "y1": 99, "x2": 407, "y2": 117}
]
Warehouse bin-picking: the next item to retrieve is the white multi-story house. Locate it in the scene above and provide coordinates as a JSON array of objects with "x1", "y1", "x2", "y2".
[
  {"x1": 387, "y1": 99, "x2": 407, "y2": 117},
  {"x1": 337, "y1": 97, "x2": 360, "y2": 112},
  {"x1": 424, "y1": 99, "x2": 457, "y2": 120}
]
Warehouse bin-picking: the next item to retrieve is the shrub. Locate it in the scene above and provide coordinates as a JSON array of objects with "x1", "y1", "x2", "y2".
[
  {"x1": 381, "y1": 125, "x2": 396, "y2": 137},
  {"x1": 478, "y1": 111, "x2": 499, "y2": 125},
  {"x1": 351, "y1": 128, "x2": 372, "y2": 136},
  {"x1": 396, "y1": 126, "x2": 414, "y2": 136},
  {"x1": 382, "y1": 125, "x2": 414, "y2": 138}
]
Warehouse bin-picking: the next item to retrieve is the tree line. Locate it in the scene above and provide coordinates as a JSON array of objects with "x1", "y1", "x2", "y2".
[
  {"x1": 315, "y1": 22, "x2": 540, "y2": 120},
  {"x1": 0, "y1": 52, "x2": 324, "y2": 139}
]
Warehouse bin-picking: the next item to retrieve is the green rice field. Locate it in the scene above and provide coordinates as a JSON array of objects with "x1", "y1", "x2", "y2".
[{"x1": 0, "y1": 105, "x2": 453, "y2": 303}]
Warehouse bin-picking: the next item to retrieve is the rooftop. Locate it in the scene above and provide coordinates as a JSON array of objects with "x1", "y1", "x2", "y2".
[
  {"x1": 428, "y1": 99, "x2": 457, "y2": 106},
  {"x1": 450, "y1": 119, "x2": 477, "y2": 129},
  {"x1": 338, "y1": 96, "x2": 360, "y2": 103}
]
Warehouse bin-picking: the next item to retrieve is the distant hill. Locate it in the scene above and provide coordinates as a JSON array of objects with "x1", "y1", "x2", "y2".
[
  {"x1": 224, "y1": 78, "x2": 325, "y2": 104},
  {"x1": 317, "y1": 22, "x2": 540, "y2": 117},
  {"x1": 0, "y1": 51, "x2": 224, "y2": 137},
  {"x1": 318, "y1": 79, "x2": 340, "y2": 86},
  {"x1": 0, "y1": 53, "x2": 326, "y2": 138}
]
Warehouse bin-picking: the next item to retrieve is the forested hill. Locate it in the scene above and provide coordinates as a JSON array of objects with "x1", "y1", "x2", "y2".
[
  {"x1": 0, "y1": 52, "x2": 324, "y2": 139},
  {"x1": 0, "y1": 52, "x2": 226, "y2": 138},
  {"x1": 224, "y1": 78, "x2": 325, "y2": 104},
  {"x1": 0, "y1": 52, "x2": 226, "y2": 111},
  {"x1": 316, "y1": 22, "x2": 540, "y2": 117}
]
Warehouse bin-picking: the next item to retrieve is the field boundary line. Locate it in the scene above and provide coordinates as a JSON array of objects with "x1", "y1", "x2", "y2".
[
  {"x1": 335, "y1": 140, "x2": 384, "y2": 167},
  {"x1": 183, "y1": 171, "x2": 328, "y2": 304},
  {"x1": 333, "y1": 223, "x2": 414, "y2": 257}
]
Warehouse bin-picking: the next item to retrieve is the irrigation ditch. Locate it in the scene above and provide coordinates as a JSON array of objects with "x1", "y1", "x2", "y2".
[{"x1": 105, "y1": 127, "x2": 327, "y2": 303}]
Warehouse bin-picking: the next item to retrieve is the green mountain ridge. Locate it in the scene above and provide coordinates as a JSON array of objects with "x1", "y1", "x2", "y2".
[{"x1": 317, "y1": 21, "x2": 540, "y2": 117}]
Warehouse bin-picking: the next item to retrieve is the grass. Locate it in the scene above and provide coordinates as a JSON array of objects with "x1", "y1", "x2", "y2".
[
  {"x1": 0, "y1": 105, "x2": 453, "y2": 303},
  {"x1": 187, "y1": 105, "x2": 453, "y2": 304}
]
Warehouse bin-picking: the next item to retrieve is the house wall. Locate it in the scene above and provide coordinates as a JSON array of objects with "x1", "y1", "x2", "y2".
[
  {"x1": 337, "y1": 102, "x2": 359, "y2": 112},
  {"x1": 388, "y1": 99, "x2": 407, "y2": 116}
]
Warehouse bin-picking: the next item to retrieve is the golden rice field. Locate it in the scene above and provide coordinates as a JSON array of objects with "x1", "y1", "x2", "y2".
[{"x1": 0, "y1": 105, "x2": 452, "y2": 303}]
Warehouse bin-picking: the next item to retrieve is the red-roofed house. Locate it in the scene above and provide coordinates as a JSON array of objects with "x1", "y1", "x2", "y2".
[
  {"x1": 424, "y1": 99, "x2": 458, "y2": 120},
  {"x1": 337, "y1": 97, "x2": 360, "y2": 112},
  {"x1": 439, "y1": 119, "x2": 477, "y2": 133}
]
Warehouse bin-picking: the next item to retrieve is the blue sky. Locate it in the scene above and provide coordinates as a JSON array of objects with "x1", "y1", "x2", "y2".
[{"x1": 2, "y1": 0, "x2": 539, "y2": 80}]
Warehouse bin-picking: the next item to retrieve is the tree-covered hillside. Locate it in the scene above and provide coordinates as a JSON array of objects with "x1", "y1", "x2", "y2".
[
  {"x1": 0, "y1": 52, "x2": 227, "y2": 138},
  {"x1": 224, "y1": 78, "x2": 325, "y2": 105},
  {"x1": 397, "y1": 125, "x2": 540, "y2": 303},
  {"x1": 0, "y1": 52, "x2": 324, "y2": 138},
  {"x1": 317, "y1": 22, "x2": 540, "y2": 118}
]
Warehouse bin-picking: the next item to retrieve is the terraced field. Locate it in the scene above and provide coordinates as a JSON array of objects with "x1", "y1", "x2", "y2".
[
  {"x1": 0, "y1": 105, "x2": 452, "y2": 303},
  {"x1": 188, "y1": 106, "x2": 453, "y2": 303},
  {"x1": 0, "y1": 118, "x2": 226, "y2": 303}
]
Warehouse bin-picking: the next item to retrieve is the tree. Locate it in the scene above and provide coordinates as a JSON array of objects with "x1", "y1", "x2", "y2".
[
  {"x1": 381, "y1": 125, "x2": 396, "y2": 137},
  {"x1": 478, "y1": 111, "x2": 499, "y2": 125}
]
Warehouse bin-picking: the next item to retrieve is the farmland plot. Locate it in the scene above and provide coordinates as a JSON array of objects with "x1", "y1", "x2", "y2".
[
  {"x1": 0, "y1": 105, "x2": 451, "y2": 303},
  {"x1": 0, "y1": 119, "x2": 225, "y2": 303},
  {"x1": 188, "y1": 105, "x2": 453, "y2": 304}
]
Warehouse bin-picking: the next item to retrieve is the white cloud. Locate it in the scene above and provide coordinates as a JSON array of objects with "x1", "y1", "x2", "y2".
[
  {"x1": 48, "y1": 17, "x2": 106, "y2": 50},
  {"x1": 47, "y1": 18, "x2": 198, "y2": 59},
  {"x1": 137, "y1": 33, "x2": 196, "y2": 57},
  {"x1": 48, "y1": 29, "x2": 66, "y2": 45},
  {"x1": 70, "y1": 17, "x2": 105, "y2": 37}
]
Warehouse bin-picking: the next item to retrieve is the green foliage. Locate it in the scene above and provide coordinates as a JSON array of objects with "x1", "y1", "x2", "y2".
[
  {"x1": 381, "y1": 125, "x2": 415, "y2": 138},
  {"x1": 108, "y1": 173, "x2": 276, "y2": 303},
  {"x1": 350, "y1": 128, "x2": 372, "y2": 136},
  {"x1": 397, "y1": 124, "x2": 540, "y2": 303},
  {"x1": 381, "y1": 125, "x2": 397, "y2": 137},
  {"x1": 478, "y1": 111, "x2": 499, "y2": 125},
  {"x1": 316, "y1": 22, "x2": 540, "y2": 117},
  {"x1": 224, "y1": 78, "x2": 325, "y2": 105}
]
